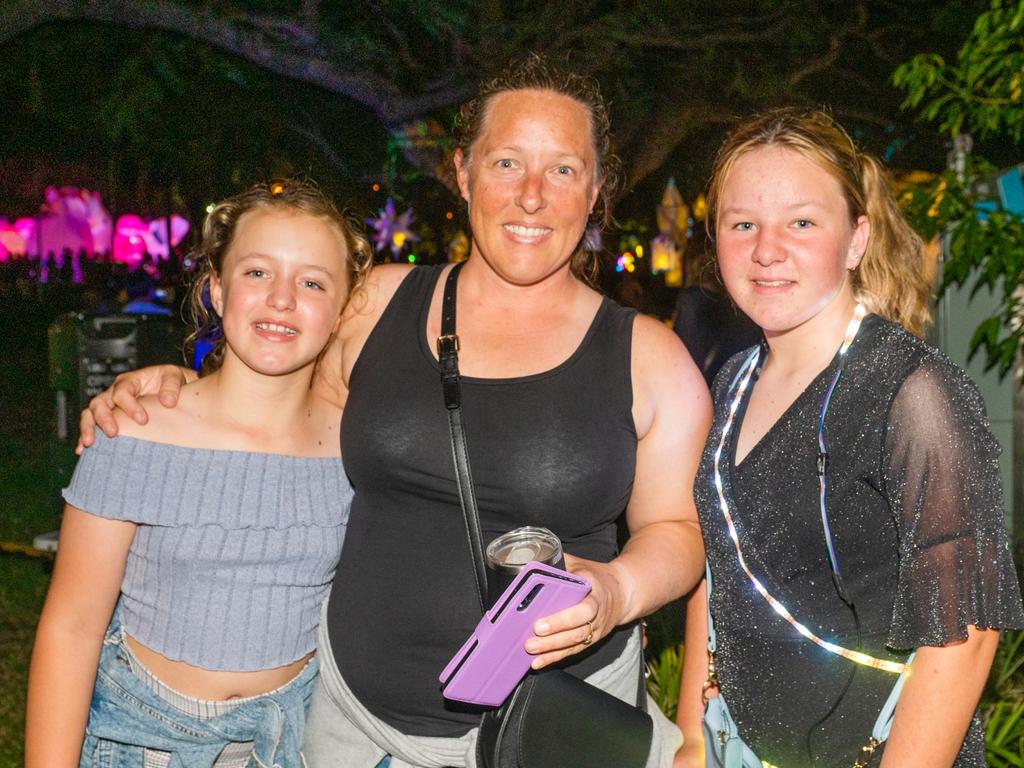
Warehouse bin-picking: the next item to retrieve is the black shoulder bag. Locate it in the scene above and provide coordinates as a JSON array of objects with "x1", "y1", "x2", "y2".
[{"x1": 437, "y1": 263, "x2": 654, "y2": 768}]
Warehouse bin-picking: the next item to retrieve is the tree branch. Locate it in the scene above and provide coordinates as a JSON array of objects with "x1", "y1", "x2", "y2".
[
  {"x1": 787, "y1": 1, "x2": 868, "y2": 86},
  {"x1": 290, "y1": 117, "x2": 349, "y2": 175},
  {"x1": 607, "y1": 23, "x2": 788, "y2": 52},
  {"x1": 621, "y1": 104, "x2": 733, "y2": 190},
  {"x1": 0, "y1": 0, "x2": 474, "y2": 124},
  {"x1": 301, "y1": 0, "x2": 320, "y2": 35},
  {"x1": 788, "y1": 34, "x2": 845, "y2": 87}
]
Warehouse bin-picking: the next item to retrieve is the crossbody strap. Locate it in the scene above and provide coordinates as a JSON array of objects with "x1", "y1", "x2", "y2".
[
  {"x1": 704, "y1": 562, "x2": 718, "y2": 654},
  {"x1": 438, "y1": 262, "x2": 488, "y2": 613},
  {"x1": 702, "y1": 562, "x2": 719, "y2": 705},
  {"x1": 436, "y1": 263, "x2": 646, "y2": 709}
]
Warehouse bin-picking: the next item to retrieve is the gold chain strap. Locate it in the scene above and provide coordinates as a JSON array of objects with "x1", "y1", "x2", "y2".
[
  {"x1": 852, "y1": 737, "x2": 881, "y2": 768},
  {"x1": 701, "y1": 649, "x2": 719, "y2": 705}
]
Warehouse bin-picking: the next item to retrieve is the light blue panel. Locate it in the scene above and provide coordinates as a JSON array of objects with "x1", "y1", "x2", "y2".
[{"x1": 996, "y1": 166, "x2": 1024, "y2": 215}]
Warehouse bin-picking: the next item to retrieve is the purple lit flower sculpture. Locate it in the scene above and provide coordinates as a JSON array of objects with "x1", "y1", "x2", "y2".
[{"x1": 367, "y1": 198, "x2": 419, "y2": 260}]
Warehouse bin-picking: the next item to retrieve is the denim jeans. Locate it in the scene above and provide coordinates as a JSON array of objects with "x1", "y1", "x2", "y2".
[{"x1": 80, "y1": 612, "x2": 318, "y2": 768}]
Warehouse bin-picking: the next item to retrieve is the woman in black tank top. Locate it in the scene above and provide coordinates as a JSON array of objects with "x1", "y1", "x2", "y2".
[
  {"x1": 80, "y1": 56, "x2": 713, "y2": 768},
  {"x1": 310, "y1": 56, "x2": 711, "y2": 768}
]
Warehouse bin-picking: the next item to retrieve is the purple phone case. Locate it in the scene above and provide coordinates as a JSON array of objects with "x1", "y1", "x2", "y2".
[{"x1": 439, "y1": 560, "x2": 591, "y2": 707}]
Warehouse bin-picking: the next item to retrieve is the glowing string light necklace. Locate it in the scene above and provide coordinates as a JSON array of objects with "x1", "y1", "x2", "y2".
[{"x1": 713, "y1": 303, "x2": 907, "y2": 675}]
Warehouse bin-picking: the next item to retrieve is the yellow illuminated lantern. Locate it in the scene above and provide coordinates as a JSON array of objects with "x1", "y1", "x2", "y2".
[
  {"x1": 665, "y1": 255, "x2": 683, "y2": 288},
  {"x1": 651, "y1": 234, "x2": 677, "y2": 275},
  {"x1": 652, "y1": 177, "x2": 688, "y2": 287},
  {"x1": 448, "y1": 231, "x2": 469, "y2": 263},
  {"x1": 691, "y1": 193, "x2": 707, "y2": 222},
  {"x1": 656, "y1": 177, "x2": 689, "y2": 242}
]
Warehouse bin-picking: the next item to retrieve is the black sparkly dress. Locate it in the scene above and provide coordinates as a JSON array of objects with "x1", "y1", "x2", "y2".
[{"x1": 695, "y1": 314, "x2": 1024, "y2": 767}]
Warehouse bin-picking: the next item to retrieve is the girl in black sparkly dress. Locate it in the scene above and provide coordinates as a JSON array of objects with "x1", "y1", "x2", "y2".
[{"x1": 675, "y1": 109, "x2": 1024, "y2": 768}]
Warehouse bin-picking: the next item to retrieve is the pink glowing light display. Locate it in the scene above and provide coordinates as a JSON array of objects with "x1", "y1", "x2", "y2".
[
  {"x1": 0, "y1": 187, "x2": 189, "y2": 279},
  {"x1": 0, "y1": 218, "x2": 27, "y2": 260}
]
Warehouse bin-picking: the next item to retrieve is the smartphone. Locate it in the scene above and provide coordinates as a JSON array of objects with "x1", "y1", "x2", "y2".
[{"x1": 439, "y1": 561, "x2": 591, "y2": 707}]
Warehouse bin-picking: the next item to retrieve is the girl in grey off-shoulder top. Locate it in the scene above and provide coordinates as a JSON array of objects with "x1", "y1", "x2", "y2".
[
  {"x1": 63, "y1": 433, "x2": 352, "y2": 672},
  {"x1": 26, "y1": 180, "x2": 373, "y2": 768}
]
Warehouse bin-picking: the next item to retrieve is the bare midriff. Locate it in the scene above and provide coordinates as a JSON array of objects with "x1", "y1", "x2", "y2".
[{"x1": 125, "y1": 634, "x2": 315, "y2": 700}]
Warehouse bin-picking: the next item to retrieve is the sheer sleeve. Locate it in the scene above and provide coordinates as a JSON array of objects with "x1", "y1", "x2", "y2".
[{"x1": 883, "y1": 354, "x2": 1024, "y2": 649}]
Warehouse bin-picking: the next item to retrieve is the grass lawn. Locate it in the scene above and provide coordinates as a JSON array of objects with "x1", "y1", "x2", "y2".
[
  {"x1": 0, "y1": 557, "x2": 49, "y2": 767},
  {"x1": 0, "y1": 298, "x2": 59, "y2": 768}
]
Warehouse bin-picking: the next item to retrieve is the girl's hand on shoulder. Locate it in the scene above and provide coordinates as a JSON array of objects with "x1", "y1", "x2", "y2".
[
  {"x1": 77, "y1": 364, "x2": 194, "y2": 453},
  {"x1": 524, "y1": 554, "x2": 627, "y2": 668}
]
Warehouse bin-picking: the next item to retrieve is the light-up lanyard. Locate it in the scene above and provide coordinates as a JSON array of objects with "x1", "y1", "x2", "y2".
[{"x1": 712, "y1": 303, "x2": 908, "y2": 675}]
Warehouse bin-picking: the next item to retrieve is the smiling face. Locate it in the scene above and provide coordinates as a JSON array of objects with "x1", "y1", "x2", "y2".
[
  {"x1": 209, "y1": 207, "x2": 350, "y2": 378},
  {"x1": 715, "y1": 146, "x2": 869, "y2": 338},
  {"x1": 454, "y1": 88, "x2": 600, "y2": 286}
]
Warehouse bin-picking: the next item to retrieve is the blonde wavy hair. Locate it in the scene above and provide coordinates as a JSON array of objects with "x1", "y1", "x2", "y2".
[
  {"x1": 706, "y1": 108, "x2": 932, "y2": 337},
  {"x1": 185, "y1": 179, "x2": 373, "y2": 373}
]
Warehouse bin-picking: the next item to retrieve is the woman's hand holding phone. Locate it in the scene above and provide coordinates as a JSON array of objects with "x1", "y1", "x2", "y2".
[
  {"x1": 439, "y1": 562, "x2": 591, "y2": 707},
  {"x1": 525, "y1": 553, "x2": 627, "y2": 670}
]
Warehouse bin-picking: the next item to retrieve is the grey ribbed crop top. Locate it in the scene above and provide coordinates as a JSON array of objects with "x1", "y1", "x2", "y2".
[{"x1": 63, "y1": 431, "x2": 351, "y2": 672}]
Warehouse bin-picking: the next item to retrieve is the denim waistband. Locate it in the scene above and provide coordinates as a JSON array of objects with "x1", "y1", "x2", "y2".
[
  {"x1": 82, "y1": 610, "x2": 318, "y2": 768},
  {"x1": 121, "y1": 633, "x2": 314, "y2": 721}
]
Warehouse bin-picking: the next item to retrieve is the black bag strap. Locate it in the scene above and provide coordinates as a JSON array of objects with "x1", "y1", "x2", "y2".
[
  {"x1": 438, "y1": 262, "x2": 488, "y2": 613},
  {"x1": 437, "y1": 262, "x2": 647, "y2": 710}
]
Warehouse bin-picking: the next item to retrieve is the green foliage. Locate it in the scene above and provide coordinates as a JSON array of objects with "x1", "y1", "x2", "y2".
[
  {"x1": 642, "y1": 598, "x2": 685, "y2": 719},
  {"x1": 899, "y1": 161, "x2": 1024, "y2": 376},
  {"x1": 0, "y1": 23, "x2": 389, "y2": 217},
  {"x1": 988, "y1": 630, "x2": 1024, "y2": 702},
  {"x1": 984, "y1": 630, "x2": 1024, "y2": 766},
  {"x1": 646, "y1": 643, "x2": 683, "y2": 720},
  {"x1": 987, "y1": 700, "x2": 1024, "y2": 766},
  {"x1": 0, "y1": 300, "x2": 59, "y2": 767},
  {"x1": 616, "y1": 220, "x2": 652, "y2": 258},
  {"x1": 985, "y1": 631, "x2": 1024, "y2": 766},
  {"x1": 894, "y1": 0, "x2": 1024, "y2": 376},
  {"x1": 894, "y1": 0, "x2": 1024, "y2": 142},
  {"x1": 2, "y1": 0, "x2": 984, "y2": 218}
]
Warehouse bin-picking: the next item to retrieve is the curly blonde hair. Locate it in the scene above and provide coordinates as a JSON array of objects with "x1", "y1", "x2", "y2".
[
  {"x1": 185, "y1": 179, "x2": 373, "y2": 373},
  {"x1": 706, "y1": 108, "x2": 933, "y2": 337}
]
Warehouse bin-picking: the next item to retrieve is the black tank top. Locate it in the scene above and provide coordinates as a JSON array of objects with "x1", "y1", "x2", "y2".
[{"x1": 328, "y1": 265, "x2": 638, "y2": 737}]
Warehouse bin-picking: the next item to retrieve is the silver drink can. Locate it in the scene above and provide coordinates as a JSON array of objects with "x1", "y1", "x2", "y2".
[
  {"x1": 485, "y1": 526, "x2": 564, "y2": 605},
  {"x1": 487, "y1": 526, "x2": 563, "y2": 571}
]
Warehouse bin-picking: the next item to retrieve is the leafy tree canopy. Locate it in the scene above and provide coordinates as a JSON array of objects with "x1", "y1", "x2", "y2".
[
  {"x1": 895, "y1": 0, "x2": 1024, "y2": 375},
  {"x1": 0, "y1": 1, "x2": 981, "y2": 234},
  {"x1": 895, "y1": 0, "x2": 1024, "y2": 141}
]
